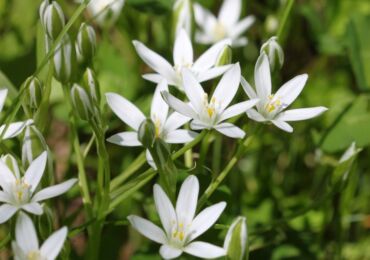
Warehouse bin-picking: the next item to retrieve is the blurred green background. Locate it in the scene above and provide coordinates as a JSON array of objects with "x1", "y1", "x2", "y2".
[{"x1": 1, "y1": 0, "x2": 370, "y2": 259}]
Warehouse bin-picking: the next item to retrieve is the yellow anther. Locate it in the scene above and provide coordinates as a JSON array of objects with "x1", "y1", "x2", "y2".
[
  {"x1": 207, "y1": 107, "x2": 215, "y2": 117},
  {"x1": 17, "y1": 191, "x2": 23, "y2": 200},
  {"x1": 179, "y1": 231, "x2": 184, "y2": 241},
  {"x1": 154, "y1": 118, "x2": 161, "y2": 138}
]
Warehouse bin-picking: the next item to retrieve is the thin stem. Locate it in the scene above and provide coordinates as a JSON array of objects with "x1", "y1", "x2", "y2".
[{"x1": 277, "y1": 0, "x2": 295, "y2": 41}]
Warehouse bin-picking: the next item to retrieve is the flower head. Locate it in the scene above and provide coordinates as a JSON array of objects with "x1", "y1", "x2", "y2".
[
  {"x1": 0, "y1": 151, "x2": 77, "y2": 224},
  {"x1": 133, "y1": 29, "x2": 232, "y2": 89},
  {"x1": 105, "y1": 80, "x2": 197, "y2": 167},
  {"x1": 194, "y1": 0, "x2": 255, "y2": 47},
  {"x1": 128, "y1": 175, "x2": 227, "y2": 259},
  {"x1": 12, "y1": 212, "x2": 67, "y2": 260},
  {"x1": 241, "y1": 53, "x2": 328, "y2": 132},
  {"x1": 162, "y1": 64, "x2": 259, "y2": 138}
]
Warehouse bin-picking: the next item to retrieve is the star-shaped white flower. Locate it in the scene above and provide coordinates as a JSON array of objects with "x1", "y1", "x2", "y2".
[
  {"x1": 133, "y1": 29, "x2": 232, "y2": 89},
  {"x1": 162, "y1": 64, "x2": 259, "y2": 139},
  {"x1": 0, "y1": 89, "x2": 32, "y2": 140},
  {"x1": 241, "y1": 53, "x2": 328, "y2": 132},
  {"x1": 128, "y1": 175, "x2": 227, "y2": 259},
  {"x1": 194, "y1": 0, "x2": 255, "y2": 47},
  {"x1": 0, "y1": 151, "x2": 77, "y2": 224},
  {"x1": 106, "y1": 80, "x2": 197, "y2": 167},
  {"x1": 12, "y1": 212, "x2": 67, "y2": 260}
]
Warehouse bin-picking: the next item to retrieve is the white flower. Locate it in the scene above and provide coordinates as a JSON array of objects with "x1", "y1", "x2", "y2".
[
  {"x1": 194, "y1": 0, "x2": 255, "y2": 47},
  {"x1": 133, "y1": 28, "x2": 232, "y2": 89},
  {"x1": 87, "y1": 0, "x2": 125, "y2": 26},
  {"x1": 0, "y1": 89, "x2": 32, "y2": 140},
  {"x1": 12, "y1": 212, "x2": 67, "y2": 260},
  {"x1": 162, "y1": 64, "x2": 259, "y2": 139},
  {"x1": 0, "y1": 151, "x2": 77, "y2": 224},
  {"x1": 105, "y1": 80, "x2": 197, "y2": 167},
  {"x1": 128, "y1": 175, "x2": 227, "y2": 259},
  {"x1": 260, "y1": 36, "x2": 284, "y2": 69},
  {"x1": 241, "y1": 53, "x2": 328, "y2": 132}
]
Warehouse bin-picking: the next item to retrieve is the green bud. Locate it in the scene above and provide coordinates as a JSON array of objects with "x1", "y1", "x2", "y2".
[
  {"x1": 23, "y1": 76, "x2": 43, "y2": 111},
  {"x1": 138, "y1": 119, "x2": 156, "y2": 148},
  {"x1": 215, "y1": 45, "x2": 232, "y2": 66},
  {"x1": 42, "y1": 1, "x2": 65, "y2": 40},
  {"x1": 1, "y1": 154, "x2": 20, "y2": 179},
  {"x1": 82, "y1": 68, "x2": 101, "y2": 103},
  {"x1": 224, "y1": 216, "x2": 248, "y2": 260},
  {"x1": 39, "y1": 0, "x2": 51, "y2": 22},
  {"x1": 260, "y1": 36, "x2": 284, "y2": 70},
  {"x1": 173, "y1": 0, "x2": 192, "y2": 37},
  {"x1": 71, "y1": 84, "x2": 94, "y2": 121},
  {"x1": 53, "y1": 35, "x2": 76, "y2": 84},
  {"x1": 76, "y1": 23, "x2": 97, "y2": 65},
  {"x1": 22, "y1": 125, "x2": 48, "y2": 168}
]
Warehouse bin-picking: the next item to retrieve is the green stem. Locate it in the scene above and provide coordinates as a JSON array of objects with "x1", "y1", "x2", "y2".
[
  {"x1": 197, "y1": 131, "x2": 212, "y2": 171},
  {"x1": 277, "y1": 0, "x2": 295, "y2": 41}
]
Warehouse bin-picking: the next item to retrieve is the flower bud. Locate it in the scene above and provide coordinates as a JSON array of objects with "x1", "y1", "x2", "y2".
[
  {"x1": 88, "y1": 0, "x2": 125, "y2": 26},
  {"x1": 76, "y1": 23, "x2": 97, "y2": 65},
  {"x1": 22, "y1": 125, "x2": 48, "y2": 168},
  {"x1": 173, "y1": 0, "x2": 192, "y2": 37},
  {"x1": 23, "y1": 76, "x2": 43, "y2": 111},
  {"x1": 224, "y1": 216, "x2": 248, "y2": 260},
  {"x1": 82, "y1": 68, "x2": 101, "y2": 103},
  {"x1": 39, "y1": 0, "x2": 51, "y2": 22},
  {"x1": 1, "y1": 154, "x2": 20, "y2": 179},
  {"x1": 215, "y1": 45, "x2": 232, "y2": 66},
  {"x1": 71, "y1": 84, "x2": 94, "y2": 121},
  {"x1": 260, "y1": 36, "x2": 284, "y2": 70},
  {"x1": 138, "y1": 119, "x2": 156, "y2": 148},
  {"x1": 53, "y1": 35, "x2": 76, "y2": 84},
  {"x1": 41, "y1": 1, "x2": 65, "y2": 40}
]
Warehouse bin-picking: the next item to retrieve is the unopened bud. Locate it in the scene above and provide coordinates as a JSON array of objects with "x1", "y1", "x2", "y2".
[
  {"x1": 22, "y1": 125, "x2": 48, "y2": 168},
  {"x1": 224, "y1": 216, "x2": 248, "y2": 260},
  {"x1": 1, "y1": 154, "x2": 20, "y2": 179},
  {"x1": 76, "y1": 23, "x2": 96, "y2": 65},
  {"x1": 82, "y1": 68, "x2": 100, "y2": 103},
  {"x1": 39, "y1": 0, "x2": 51, "y2": 22},
  {"x1": 23, "y1": 76, "x2": 43, "y2": 111},
  {"x1": 216, "y1": 45, "x2": 232, "y2": 66},
  {"x1": 41, "y1": 1, "x2": 65, "y2": 40},
  {"x1": 53, "y1": 35, "x2": 76, "y2": 84},
  {"x1": 71, "y1": 84, "x2": 94, "y2": 121},
  {"x1": 260, "y1": 36, "x2": 284, "y2": 70},
  {"x1": 138, "y1": 119, "x2": 156, "y2": 148},
  {"x1": 88, "y1": 0, "x2": 125, "y2": 26},
  {"x1": 173, "y1": 0, "x2": 192, "y2": 37}
]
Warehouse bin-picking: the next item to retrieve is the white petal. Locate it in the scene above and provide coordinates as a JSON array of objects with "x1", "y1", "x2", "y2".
[
  {"x1": 232, "y1": 37, "x2": 248, "y2": 47},
  {"x1": 271, "y1": 120, "x2": 293, "y2": 133},
  {"x1": 212, "y1": 64, "x2": 241, "y2": 111},
  {"x1": 142, "y1": 73, "x2": 166, "y2": 84},
  {"x1": 241, "y1": 76, "x2": 257, "y2": 99},
  {"x1": 277, "y1": 107, "x2": 328, "y2": 122},
  {"x1": 182, "y1": 69, "x2": 206, "y2": 113},
  {"x1": 176, "y1": 175, "x2": 199, "y2": 226},
  {"x1": 164, "y1": 112, "x2": 191, "y2": 132},
  {"x1": 151, "y1": 80, "x2": 169, "y2": 125},
  {"x1": 133, "y1": 40, "x2": 177, "y2": 84},
  {"x1": 32, "y1": 179, "x2": 77, "y2": 202},
  {"x1": 40, "y1": 227, "x2": 67, "y2": 260},
  {"x1": 159, "y1": 244, "x2": 183, "y2": 259},
  {"x1": 190, "y1": 119, "x2": 209, "y2": 130},
  {"x1": 246, "y1": 108, "x2": 266, "y2": 122},
  {"x1": 219, "y1": 99, "x2": 259, "y2": 122},
  {"x1": 0, "y1": 121, "x2": 28, "y2": 140},
  {"x1": 0, "y1": 159, "x2": 16, "y2": 190},
  {"x1": 215, "y1": 123, "x2": 245, "y2": 138},
  {"x1": 127, "y1": 215, "x2": 167, "y2": 244},
  {"x1": 189, "y1": 201, "x2": 226, "y2": 241},
  {"x1": 162, "y1": 91, "x2": 197, "y2": 119},
  {"x1": 12, "y1": 241, "x2": 27, "y2": 260},
  {"x1": 195, "y1": 32, "x2": 214, "y2": 45},
  {"x1": 0, "y1": 191, "x2": 12, "y2": 203},
  {"x1": 22, "y1": 202, "x2": 43, "y2": 215},
  {"x1": 184, "y1": 241, "x2": 226, "y2": 258},
  {"x1": 164, "y1": 129, "x2": 197, "y2": 144},
  {"x1": 193, "y1": 3, "x2": 217, "y2": 34},
  {"x1": 153, "y1": 184, "x2": 177, "y2": 237},
  {"x1": 15, "y1": 212, "x2": 39, "y2": 253},
  {"x1": 229, "y1": 16, "x2": 255, "y2": 38},
  {"x1": 105, "y1": 93, "x2": 145, "y2": 131},
  {"x1": 24, "y1": 151, "x2": 47, "y2": 193},
  {"x1": 196, "y1": 65, "x2": 232, "y2": 83},
  {"x1": 146, "y1": 149, "x2": 157, "y2": 170},
  {"x1": 0, "y1": 204, "x2": 18, "y2": 224},
  {"x1": 218, "y1": 0, "x2": 241, "y2": 27},
  {"x1": 0, "y1": 88, "x2": 8, "y2": 112},
  {"x1": 173, "y1": 29, "x2": 193, "y2": 67},
  {"x1": 254, "y1": 53, "x2": 271, "y2": 100},
  {"x1": 107, "y1": 132, "x2": 142, "y2": 147},
  {"x1": 275, "y1": 74, "x2": 308, "y2": 108},
  {"x1": 193, "y1": 39, "x2": 232, "y2": 70}
]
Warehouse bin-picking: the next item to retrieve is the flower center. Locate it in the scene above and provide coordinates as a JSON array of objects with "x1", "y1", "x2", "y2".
[
  {"x1": 213, "y1": 22, "x2": 226, "y2": 40},
  {"x1": 202, "y1": 94, "x2": 221, "y2": 124},
  {"x1": 170, "y1": 222, "x2": 190, "y2": 247},
  {"x1": 263, "y1": 94, "x2": 285, "y2": 118},
  {"x1": 174, "y1": 63, "x2": 193, "y2": 76},
  {"x1": 12, "y1": 178, "x2": 32, "y2": 205},
  {"x1": 27, "y1": 251, "x2": 42, "y2": 260},
  {"x1": 152, "y1": 114, "x2": 162, "y2": 138}
]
